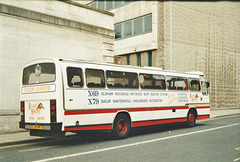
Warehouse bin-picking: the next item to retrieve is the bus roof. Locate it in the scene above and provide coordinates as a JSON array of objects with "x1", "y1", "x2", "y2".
[{"x1": 23, "y1": 58, "x2": 205, "y2": 78}]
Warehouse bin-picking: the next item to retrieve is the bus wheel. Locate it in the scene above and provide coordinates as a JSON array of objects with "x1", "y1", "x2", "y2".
[
  {"x1": 186, "y1": 110, "x2": 196, "y2": 127},
  {"x1": 112, "y1": 114, "x2": 131, "y2": 139}
]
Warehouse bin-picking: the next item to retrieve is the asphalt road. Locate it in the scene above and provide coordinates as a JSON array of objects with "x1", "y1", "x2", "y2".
[{"x1": 0, "y1": 115, "x2": 239, "y2": 162}]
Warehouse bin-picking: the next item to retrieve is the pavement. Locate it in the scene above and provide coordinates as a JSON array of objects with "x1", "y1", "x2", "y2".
[{"x1": 0, "y1": 108, "x2": 239, "y2": 145}]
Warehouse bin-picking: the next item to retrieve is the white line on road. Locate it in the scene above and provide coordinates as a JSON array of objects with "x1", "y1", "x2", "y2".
[
  {"x1": 19, "y1": 146, "x2": 58, "y2": 152},
  {"x1": 32, "y1": 122, "x2": 240, "y2": 162}
]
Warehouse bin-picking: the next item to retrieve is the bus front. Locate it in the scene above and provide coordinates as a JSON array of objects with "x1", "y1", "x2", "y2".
[{"x1": 19, "y1": 58, "x2": 64, "y2": 137}]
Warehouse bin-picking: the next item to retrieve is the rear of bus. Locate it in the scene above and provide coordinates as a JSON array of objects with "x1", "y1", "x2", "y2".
[{"x1": 19, "y1": 58, "x2": 64, "y2": 137}]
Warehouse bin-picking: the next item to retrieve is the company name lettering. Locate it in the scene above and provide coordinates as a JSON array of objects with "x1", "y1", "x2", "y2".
[{"x1": 23, "y1": 85, "x2": 54, "y2": 93}]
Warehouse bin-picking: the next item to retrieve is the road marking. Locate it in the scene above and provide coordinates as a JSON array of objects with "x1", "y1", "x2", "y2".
[
  {"x1": 235, "y1": 147, "x2": 240, "y2": 151},
  {"x1": 0, "y1": 142, "x2": 43, "y2": 150},
  {"x1": 19, "y1": 146, "x2": 58, "y2": 152},
  {"x1": 233, "y1": 158, "x2": 240, "y2": 162},
  {"x1": 32, "y1": 122, "x2": 240, "y2": 162},
  {"x1": 199, "y1": 114, "x2": 240, "y2": 122},
  {"x1": 0, "y1": 135, "x2": 77, "y2": 150}
]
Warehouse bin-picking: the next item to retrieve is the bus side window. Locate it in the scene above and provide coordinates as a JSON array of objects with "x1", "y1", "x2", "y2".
[
  {"x1": 106, "y1": 70, "x2": 138, "y2": 89},
  {"x1": 200, "y1": 76, "x2": 209, "y2": 95},
  {"x1": 67, "y1": 67, "x2": 83, "y2": 87},
  {"x1": 86, "y1": 69, "x2": 105, "y2": 88},
  {"x1": 167, "y1": 76, "x2": 188, "y2": 91},
  {"x1": 140, "y1": 73, "x2": 166, "y2": 90},
  {"x1": 188, "y1": 78, "x2": 200, "y2": 91}
]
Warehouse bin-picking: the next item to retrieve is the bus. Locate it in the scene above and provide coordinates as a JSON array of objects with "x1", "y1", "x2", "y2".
[{"x1": 19, "y1": 58, "x2": 210, "y2": 139}]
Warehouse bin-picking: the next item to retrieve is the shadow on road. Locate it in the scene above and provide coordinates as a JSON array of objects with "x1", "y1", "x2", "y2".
[{"x1": 0, "y1": 123, "x2": 207, "y2": 148}]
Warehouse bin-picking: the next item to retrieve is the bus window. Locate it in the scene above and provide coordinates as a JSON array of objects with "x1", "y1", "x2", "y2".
[
  {"x1": 167, "y1": 76, "x2": 188, "y2": 91},
  {"x1": 23, "y1": 63, "x2": 55, "y2": 85},
  {"x1": 86, "y1": 69, "x2": 105, "y2": 88},
  {"x1": 139, "y1": 73, "x2": 166, "y2": 89},
  {"x1": 200, "y1": 76, "x2": 209, "y2": 95},
  {"x1": 67, "y1": 67, "x2": 83, "y2": 87},
  {"x1": 188, "y1": 78, "x2": 200, "y2": 91},
  {"x1": 106, "y1": 70, "x2": 138, "y2": 88}
]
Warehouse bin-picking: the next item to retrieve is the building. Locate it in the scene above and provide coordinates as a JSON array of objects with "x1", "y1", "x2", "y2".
[
  {"x1": 0, "y1": 0, "x2": 114, "y2": 134},
  {"x1": 84, "y1": 1, "x2": 240, "y2": 109}
]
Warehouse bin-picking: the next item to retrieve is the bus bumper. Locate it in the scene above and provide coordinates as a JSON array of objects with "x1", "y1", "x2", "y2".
[
  {"x1": 19, "y1": 121, "x2": 65, "y2": 137},
  {"x1": 19, "y1": 121, "x2": 62, "y2": 131}
]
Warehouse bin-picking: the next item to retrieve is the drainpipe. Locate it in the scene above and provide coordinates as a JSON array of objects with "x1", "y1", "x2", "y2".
[{"x1": 170, "y1": 0, "x2": 173, "y2": 70}]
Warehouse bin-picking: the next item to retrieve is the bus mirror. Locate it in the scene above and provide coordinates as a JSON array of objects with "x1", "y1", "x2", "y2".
[{"x1": 206, "y1": 82, "x2": 210, "y2": 88}]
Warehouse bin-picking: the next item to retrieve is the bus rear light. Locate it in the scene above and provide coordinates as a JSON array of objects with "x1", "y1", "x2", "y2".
[
  {"x1": 50, "y1": 100, "x2": 56, "y2": 123},
  {"x1": 20, "y1": 101, "x2": 25, "y2": 121},
  {"x1": 51, "y1": 105, "x2": 56, "y2": 111}
]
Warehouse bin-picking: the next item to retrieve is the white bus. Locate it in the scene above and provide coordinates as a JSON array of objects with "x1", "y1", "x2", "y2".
[{"x1": 19, "y1": 58, "x2": 210, "y2": 139}]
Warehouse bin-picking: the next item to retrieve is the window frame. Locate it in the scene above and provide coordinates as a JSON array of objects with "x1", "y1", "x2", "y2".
[
  {"x1": 66, "y1": 67, "x2": 84, "y2": 88},
  {"x1": 85, "y1": 68, "x2": 106, "y2": 88},
  {"x1": 188, "y1": 78, "x2": 201, "y2": 92},
  {"x1": 88, "y1": 1, "x2": 134, "y2": 11},
  {"x1": 139, "y1": 73, "x2": 166, "y2": 90},
  {"x1": 114, "y1": 14, "x2": 152, "y2": 40},
  {"x1": 166, "y1": 76, "x2": 188, "y2": 91},
  {"x1": 137, "y1": 53, "x2": 141, "y2": 66},
  {"x1": 126, "y1": 54, "x2": 130, "y2": 65},
  {"x1": 147, "y1": 51, "x2": 152, "y2": 66},
  {"x1": 106, "y1": 70, "x2": 139, "y2": 89},
  {"x1": 22, "y1": 63, "x2": 56, "y2": 85}
]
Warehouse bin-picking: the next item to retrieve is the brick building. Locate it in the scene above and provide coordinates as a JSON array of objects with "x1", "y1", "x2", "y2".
[{"x1": 84, "y1": 1, "x2": 240, "y2": 109}]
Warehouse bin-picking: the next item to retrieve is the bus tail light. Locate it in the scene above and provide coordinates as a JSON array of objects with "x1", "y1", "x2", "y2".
[
  {"x1": 50, "y1": 100, "x2": 56, "y2": 123},
  {"x1": 20, "y1": 101, "x2": 25, "y2": 121}
]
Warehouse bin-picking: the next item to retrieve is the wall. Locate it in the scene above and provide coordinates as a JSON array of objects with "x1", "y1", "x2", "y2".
[
  {"x1": 161, "y1": 1, "x2": 240, "y2": 108},
  {"x1": 0, "y1": 0, "x2": 114, "y2": 133}
]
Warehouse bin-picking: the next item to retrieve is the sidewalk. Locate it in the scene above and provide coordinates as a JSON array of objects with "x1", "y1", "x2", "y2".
[
  {"x1": 210, "y1": 108, "x2": 240, "y2": 118},
  {"x1": 0, "y1": 109, "x2": 239, "y2": 145}
]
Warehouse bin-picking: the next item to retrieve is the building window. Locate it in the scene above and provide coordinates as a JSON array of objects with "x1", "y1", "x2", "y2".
[
  {"x1": 148, "y1": 51, "x2": 152, "y2": 66},
  {"x1": 144, "y1": 14, "x2": 152, "y2": 33},
  {"x1": 98, "y1": 1, "x2": 104, "y2": 10},
  {"x1": 126, "y1": 54, "x2": 130, "y2": 65},
  {"x1": 88, "y1": 1, "x2": 134, "y2": 11},
  {"x1": 134, "y1": 18, "x2": 142, "y2": 35},
  {"x1": 137, "y1": 53, "x2": 141, "y2": 66},
  {"x1": 124, "y1": 21, "x2": 132, "y2": 37},
  {"x1": 106, "y1": 1, "x2": 114, "y2": 10},
  {"x1": 115, "y1": 24, "x2": 122, "y2": 39},
  {"x1": 115, "y1": 14, "x2": 152, "y2": 40}
]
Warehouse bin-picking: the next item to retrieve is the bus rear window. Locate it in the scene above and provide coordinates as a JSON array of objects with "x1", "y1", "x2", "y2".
[{"x1": 23, "y1": 63, "x2": 55, "y2": 85}]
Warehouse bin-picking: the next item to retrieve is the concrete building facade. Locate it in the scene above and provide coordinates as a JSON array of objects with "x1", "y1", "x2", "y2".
[
  {"x1": 85, "y1": 1, "x2": 240, "y2": 109},
  {"x1": 0, "y1": 0, "x2": 114, "y2": 133}
]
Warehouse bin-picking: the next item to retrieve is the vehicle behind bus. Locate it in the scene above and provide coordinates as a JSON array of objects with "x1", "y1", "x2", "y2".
[{"x1": 19, "y1": 58, "x2": 210, "y2": 139}]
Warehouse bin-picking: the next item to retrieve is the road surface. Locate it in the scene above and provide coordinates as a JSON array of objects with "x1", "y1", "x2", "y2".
[{"x1": 0, "y1": 114, "x2": 239, "y2": 162}]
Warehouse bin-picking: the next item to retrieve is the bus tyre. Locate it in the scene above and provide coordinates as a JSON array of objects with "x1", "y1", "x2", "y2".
[
  {"x1": 186, "y1": 110, "x2": 196, "y2": 127},
  {"x1": 112, "y1": 114, "x2": 131, "y2": 140}
]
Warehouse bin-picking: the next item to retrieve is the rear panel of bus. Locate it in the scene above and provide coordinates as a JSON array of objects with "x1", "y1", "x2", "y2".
[{"x1": 19, "y1": 58, "x2": 64, "y2": 136}]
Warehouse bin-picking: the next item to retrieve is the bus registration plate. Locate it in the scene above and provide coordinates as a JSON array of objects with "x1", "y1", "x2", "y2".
[{"x1": 33, "y1": 125, "x2": 42, "y2": 129}]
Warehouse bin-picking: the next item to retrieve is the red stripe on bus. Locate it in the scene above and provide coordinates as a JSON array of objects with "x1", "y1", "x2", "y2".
[
  {"x1": 64, "y1": 106, "x2": 190, "y2": 115},
  {"x1": 197, "y1": 115, "x2": 210, "y2": 120},
  {"x1": 64, "y1": 124, "x2": 112, "y2": 131},
  {"x1": 195, "y1": 106, "x2": 210, "y2": 109},
  {"x1": 132, "y1": 118, "x2": 186, "y2": 127}
]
